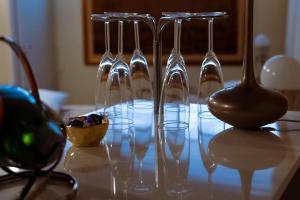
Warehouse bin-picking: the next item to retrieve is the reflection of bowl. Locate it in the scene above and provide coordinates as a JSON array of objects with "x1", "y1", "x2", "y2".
[
  {"x1": 64, "y1": 144, "x2": 108, "y2": 173},
  {"x1": 208, "y1": 128, "x2": 287, "y2": 200},
  {"x1": 208, "y1": 128, "x2": 286, "y2": 170},
  {"x1": 66, "y1": 120, "x2": 109, "y2": 147}
]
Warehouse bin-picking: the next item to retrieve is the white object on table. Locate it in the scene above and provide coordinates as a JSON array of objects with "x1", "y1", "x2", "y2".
[
  {"x1": 260, "y1": 55, "x2": 300, "y2": 110},
  {"x1": 39, "y1": 89, "x2": 69, "y2": 113},
  {"x1": 260, "y1": 55, "x2": 300, "y2": 90}
]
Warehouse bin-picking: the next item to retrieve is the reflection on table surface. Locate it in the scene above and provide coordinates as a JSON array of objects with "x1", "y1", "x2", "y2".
[
  {"x1": 60, "y1": 104, "x2": 300, "y2": 200},
  {"x1": 2, "y1": 104, "x2": 299, "y2": 199}
]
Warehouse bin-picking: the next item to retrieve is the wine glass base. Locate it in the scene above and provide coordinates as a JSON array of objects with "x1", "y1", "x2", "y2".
[
  {"x1": 198, "y1": 111, "x2": 216, "y2": 119},
  {"x1": 166, "y1": 187, "x2": 190, "y2": 198},
  {"x1": 198, "y1": 104, "x2": 216, "y2": 119},
  {"x1": 160, "y1": 121, "x2": 189, "y2": 130},
  {"x1": 133, "y1": 184, "x2": 151, "y2": 194}
]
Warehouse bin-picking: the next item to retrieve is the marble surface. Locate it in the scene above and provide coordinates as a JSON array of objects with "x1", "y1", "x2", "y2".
[{"x1": 1, "y1": 104, "x2": 300, "y2": 200}]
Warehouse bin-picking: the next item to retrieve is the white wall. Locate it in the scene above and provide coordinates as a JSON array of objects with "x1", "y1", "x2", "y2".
[
  {"x1": 0, "y1": 0, "x2": 12, "y2": 84},
  {"x1": 254, "y1": 0, "x2": 287, "y2": 56},
  {"x1": 53, "y1": 0, "x2": 288, "y2": 104},
  {"x1": 286, "y1": 0, "x2": 300, "y2": 61},
  {"x1": 53, "y1": 0, "x2": 98, "y2": 104},
  {"x1": 10, "y1": 0, "x2": 57, "y2": 89}
]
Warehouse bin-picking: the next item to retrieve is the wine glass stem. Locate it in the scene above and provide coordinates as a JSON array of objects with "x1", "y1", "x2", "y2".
[
  {"x1": 105, "y1": 21, "x2": 110, "y2": 53},
  {"x1": 174, "y1": 19, "x2": 182, "y2": 55},
  {"x1": 208, "y1": 19, "x2": 214, "y2": 52},
  {"x1": 134, "y1": 21, "x2": 140, "y2": 50},
  {"x1": 118, "y1": 21, "x2": 124, "y2": 55}
]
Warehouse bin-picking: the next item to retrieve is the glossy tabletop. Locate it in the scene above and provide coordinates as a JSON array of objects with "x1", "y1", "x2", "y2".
[{"x1": 1, "y1": 104, "x2": 300, "y2": 200}]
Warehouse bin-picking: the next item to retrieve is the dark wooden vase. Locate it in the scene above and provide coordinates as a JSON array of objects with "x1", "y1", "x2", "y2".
[{"x1": 207, "y1": 0, "x2": 288, "y2": 129}]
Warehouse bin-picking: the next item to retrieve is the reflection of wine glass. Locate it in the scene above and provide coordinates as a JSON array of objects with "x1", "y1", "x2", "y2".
[
  {"x1": 163, "y1": 127, "x2": 190, "y2": 199},
  {"x1": 105, "y1": 124, "x2": 122, "y2": 200},
  {"x1": 159, "y1": 17, "x2": 190, "y2": 129},
  {"x1": 130, "y1": 21, "x2": 153, "y2": 108},
  {"x1": 118, "y1": 130, "x2": 135, "y2": 200},
  {"x1": 198, "y1": 132, "x2": 217, "y2": 175},
  {"x1": 105, "y1": 125, "x2": 135, "y2": 200},
  {"x1": 134, "y1": 125, "x2": 152, "y2": 193},
  {"x1": 131, "y1": 99, "x2": 153, "y2": 194},
  {"x1": 105, "y1": 19, "x2": 134, "y2": 126},
  {"x1": 197, "y1": 117, "x2": 222, "y2": 200},
  {"x1": 198, "y1": 18, "x2": 224, "y2": 118},
  {"x1": 95, "y1": 21, "x2": 114, "y2": 111},
  {"x1": 197, "y1": 117, "x2": 224, "y2": 175}
]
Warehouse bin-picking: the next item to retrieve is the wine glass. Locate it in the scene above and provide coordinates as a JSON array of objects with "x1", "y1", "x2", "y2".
[
  {"x1": 198, "y1": 18, "x2": 224, "y2": 118},
  {"x1": 164, "y1": 13, "x2": 189, "y2": 80},
  {"x1": 105, "y1": 19, "x2": 134, "y2": 126},
  {"x1": 95, "y1": 21, "x2": 114, "y2": 112},
  {"x1": 159, "y1": 17, "x2": 190, "y2": 129},
  {"x1": 130, "y1": 20, "x2": 153, "y2": 111},
  {"x1": 162, "y1": 127, "x2": 190, "y2": 198}
]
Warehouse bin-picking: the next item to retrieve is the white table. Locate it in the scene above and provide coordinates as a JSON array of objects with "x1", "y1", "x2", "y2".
[{"x1": 1, "y1": 104, "x2": 300, "y2": 200}]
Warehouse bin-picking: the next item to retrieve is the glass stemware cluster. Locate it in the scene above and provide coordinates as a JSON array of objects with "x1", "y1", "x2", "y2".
[
  {"x1": 94, "y1": 12, "x2": 226, "y2": 128},
  {"x1": 91, "y1": 11, "x2": 227, "y2": 199},
  {"x1": 95, "y1": 13, "x2": 154, "y2": 198},
  {"x1": 159, "y1": 13, "x2": 225, "y2": 128},
  {"x1": 94, "y1": 13, "x2": 153, "y2": 127}
]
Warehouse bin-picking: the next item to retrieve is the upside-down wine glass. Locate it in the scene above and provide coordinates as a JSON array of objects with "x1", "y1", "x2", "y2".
[
  {"x1": 130, "y1": 20, "x2": 154, "y2": 110},
  {"x1": 95, "y1": 21, "x2": 114, "y2": 112},
  {"x1": 159, "y1": 18, "x2": 190, "y2": 129},
  {"x1": 164, "y1": 13, "x2": 190, "y2": 81},
  {"x1": 105, "y1": 19, "x2": 134, "y2": 126},
  {"x1": 198, "y1": 18, "x2": 224, "y2": 118}
]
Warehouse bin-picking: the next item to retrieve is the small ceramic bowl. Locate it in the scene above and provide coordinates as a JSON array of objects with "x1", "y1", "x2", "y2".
[{"x1": 66, "y1": 118, "x2": 109, "y2": 147}]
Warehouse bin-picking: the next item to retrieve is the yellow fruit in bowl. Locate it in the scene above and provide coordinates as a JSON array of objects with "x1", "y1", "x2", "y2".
[{"x1": 66, "y1": 118, "x2": 109, "y2": 147}]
